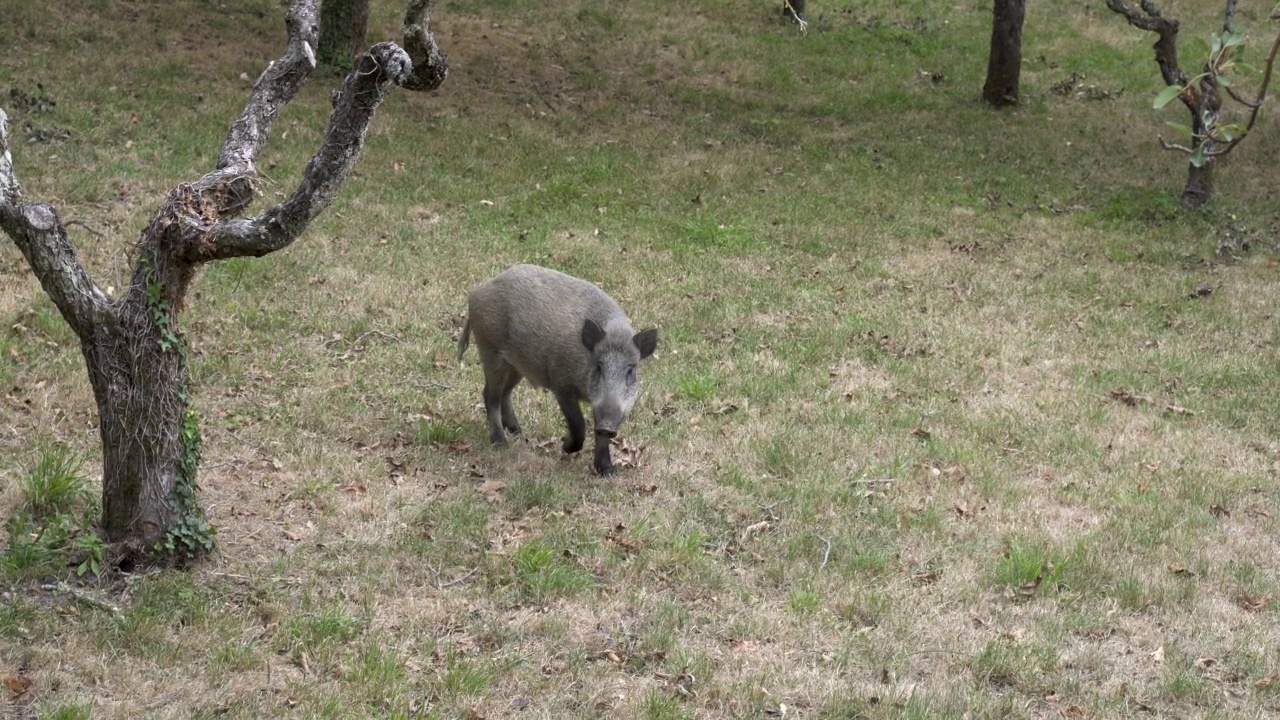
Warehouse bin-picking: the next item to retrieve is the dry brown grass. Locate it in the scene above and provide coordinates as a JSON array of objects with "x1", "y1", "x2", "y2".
[{"x1": 5, "y1": 0, "x2": 1280, "y2": 719}]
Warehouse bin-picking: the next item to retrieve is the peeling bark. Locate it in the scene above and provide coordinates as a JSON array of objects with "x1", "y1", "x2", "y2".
[{"x1": 0, "y1": 0, "x2": 449, "y2": 550}]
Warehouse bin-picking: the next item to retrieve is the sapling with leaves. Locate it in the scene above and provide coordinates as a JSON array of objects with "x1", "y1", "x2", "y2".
[{"x1": 1108, "y1": 0, "x2": 1280, "y2": 206}]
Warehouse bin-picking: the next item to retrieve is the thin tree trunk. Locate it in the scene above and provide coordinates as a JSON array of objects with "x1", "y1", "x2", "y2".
[
  {"x1": 983, "y1": 0, "x2": 1026, "y2": 107},
  {"x1": 318, "y1": 0, "x2": 371, "y2": 74}
]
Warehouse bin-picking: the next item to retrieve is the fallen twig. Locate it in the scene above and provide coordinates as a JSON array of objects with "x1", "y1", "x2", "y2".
[
  {"x1": 432, "y1": 565, "x2": 479, "y2": 590},
  {"x1": 815, "y1": 533, "x2": 832, "y2": 570},
  {"x1": 44, "y1": 581, "x2": 121, "y2": 617},
  {"x1": 354, "y1": 329, "x2": 402, "y2": 345}
]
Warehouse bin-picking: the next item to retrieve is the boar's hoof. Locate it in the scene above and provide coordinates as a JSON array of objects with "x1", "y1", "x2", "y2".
[
  {"x1": 593, "y1": 440, "x2": 615, "y2": 476},
  {"x1": 563, "y1": 435, "x2": 584, "y2": 454}
]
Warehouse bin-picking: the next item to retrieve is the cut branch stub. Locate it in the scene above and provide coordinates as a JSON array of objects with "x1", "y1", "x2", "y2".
[{"x1": 400, "y1": 0, "x2": 450, "y2": 92}]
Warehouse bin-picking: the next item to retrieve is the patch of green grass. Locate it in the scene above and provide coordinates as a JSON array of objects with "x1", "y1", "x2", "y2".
[
  {"x1": 437, "y1": 651, "x2": 496, "y2": 698},
  {"x1": 510, "y1": 537, "x2": 593, "y2": 602},
  {"x1": 19, "y1": 444, "x2": 92, "y2": 520},
  {"x1": 994, "y1": 541, "x2": 1066, "y2": 596},
  {"x1": 416, "y1": 417, "x2": 465, "y2": 446},
  {"x1": 278, "y1": 605, "x2": 367, "y2": 656},
  {"x1": 674, "y1": 370, "x2": 719, "y2": 404},
  {"x1": 37, "y1": 701, "x2": 93, "y2": 720}
]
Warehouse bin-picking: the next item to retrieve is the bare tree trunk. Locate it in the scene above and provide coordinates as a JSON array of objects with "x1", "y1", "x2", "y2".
[
  {"x1": 318, "y1": 0, "x2": 371, "y2": 74},
  {"x1": 983, "y1": 0, "x2": 1026, "y2": 107},
  {"x1": 0, "y1": 0, "x2": 449, "y2": 557}
]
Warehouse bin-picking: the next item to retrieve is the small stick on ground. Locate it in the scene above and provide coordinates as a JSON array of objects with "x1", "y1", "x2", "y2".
[
  {"x1": 354, "y1": 329, "x2": 402, "y2": 345},
  {"x1": 433, "y1": 565, "x2": 479, "y2": 589},
  {"x1": 44, "y1": 582, "x2": 121, "y2": 617},
  {"x1": 815, "y1": 533, "x2": 832, "y2": 570}
]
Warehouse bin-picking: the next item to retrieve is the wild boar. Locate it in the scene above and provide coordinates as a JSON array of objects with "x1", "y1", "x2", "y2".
[{"x1": 457, "y1": 264, "x2": 658, "y2": 475}]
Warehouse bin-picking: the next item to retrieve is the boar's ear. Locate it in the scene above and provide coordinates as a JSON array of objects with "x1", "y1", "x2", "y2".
[
  {"x1": 581, "y1": 318, "x2": 607, "y2": 352},
  {"x1": 633, "y1": 328, "x2": 658, "y2": 359}
]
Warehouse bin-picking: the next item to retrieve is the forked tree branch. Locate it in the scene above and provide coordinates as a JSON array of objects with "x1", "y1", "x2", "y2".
[
  {"x1": 190, "y1": 0, "x2": 448, "y2": 261},
  {"x1": 3, "y1": 0, "x2": 449, "y2": 299},
  {"x1": 0, "y1": 111, "x2": 112, "y2": 341}
]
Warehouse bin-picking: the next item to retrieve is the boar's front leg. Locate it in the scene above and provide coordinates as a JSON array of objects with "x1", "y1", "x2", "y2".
[
  {"x1": 592, "y1": 432, "x2": 614, "y2": 476},
  {"x1": 555, "y1": 391, "x2": 587, "y2": 455}
]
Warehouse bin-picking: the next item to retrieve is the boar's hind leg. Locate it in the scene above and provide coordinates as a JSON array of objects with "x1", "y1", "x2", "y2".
[
  {"x1": 554, "y1": 392, "x2": 587, "y2": 455},
  {"x1": 499, "y1": 370, "x2": 523, "y2": 436},
  {"x1": 481, "y1": 357, "x2": 521, "y2": 445}
]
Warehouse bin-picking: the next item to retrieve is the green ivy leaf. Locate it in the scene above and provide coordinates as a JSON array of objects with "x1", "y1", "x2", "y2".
[
  {"x1": 1164, "y1": 121, "x2": 1195, "y2": 137},
  {"x1": 1154, "y1": 85, "x2": 1185, "y2": 109},
  {"x1": 1189, "y1": 144, "x2": 1208, "y2": 167},
  {"x1": 1216, "y1": 74, "x2": 1232, "y2": 88}
]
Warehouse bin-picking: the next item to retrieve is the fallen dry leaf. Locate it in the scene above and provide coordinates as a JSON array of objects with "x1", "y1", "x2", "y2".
[
  {"x1": 1003, "y1": 627, "x2": 1028, "y2": 642},
  {"x1": 609, "y1": 437, "x2": 645, "y2": 469},
  {"x1": 1150, "y1": 646, "x2": 1165, "y2": 664},
  {"x1": 740, "y1": 520, "x2": 770, "y2": 542},
  {"x1": 3, "y1": 673, "x2": 32, "y2": 694},
  {"x1": 1235, "y1": 594, "x2": 1269, "y2": 613},
  {"x1": 1256, "y1": 670, "x2": 1280, "y2": 689},
  {"x1": 606, "y1": 523, "x2": 642, "y2": 552},
  {"x1": 478, "y1": 479, "x2": 507, "y2": 498},
  {"x1": 1209, "y1": 503, "x2": 1229, "y2": 518},
  {"x1": 1109, "y1": 389, "x2": 1142, "y2": 406}
]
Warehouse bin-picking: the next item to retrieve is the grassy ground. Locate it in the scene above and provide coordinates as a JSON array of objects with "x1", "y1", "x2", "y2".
[{"x1": 3, "y1": 0, "x2": 1280, "y2": 718}]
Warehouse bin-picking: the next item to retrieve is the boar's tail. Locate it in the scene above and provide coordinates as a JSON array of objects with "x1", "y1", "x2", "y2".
[{"x1": 457, "y1": 317, "x2": 472, "y2": 360}]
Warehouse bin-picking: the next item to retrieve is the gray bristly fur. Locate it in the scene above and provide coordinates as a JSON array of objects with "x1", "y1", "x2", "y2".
[{"x1": 457, "y1": 264, "x2": 659, "y2": 476}]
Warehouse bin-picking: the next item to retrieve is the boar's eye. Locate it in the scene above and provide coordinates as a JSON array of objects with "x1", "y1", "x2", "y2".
[
  {"x1": 595, "y1": 361, "x2": 604, "y2": 376},
  {"x1": 626, "y1": 365, "x2": 636, "y2": 383}
]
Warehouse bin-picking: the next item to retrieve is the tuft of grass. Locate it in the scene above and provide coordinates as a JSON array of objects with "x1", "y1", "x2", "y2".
[
  {"x1": 995, "y1": 541, "x2": 1066, "y2": 596},
  {"x1": 38, "y1": 702, "x2": 93, "y2": 720},
  {"x1": 20, "y1": 444, "x2": 92, "y2": 520},
  {"x1": 510, "y1": 537, "x2": 593, "y2": 602},
  {"x1": 416, "y1": 417, "x2": 465, "y2": 446}
]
